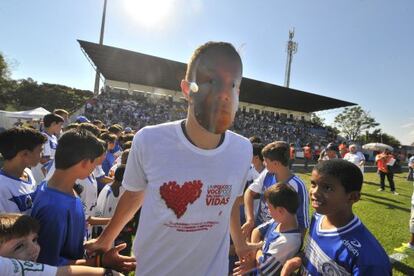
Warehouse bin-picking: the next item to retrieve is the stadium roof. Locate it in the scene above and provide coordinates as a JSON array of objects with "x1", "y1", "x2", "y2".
[{"x1": 78, "y1": 40, "x2": 356, "y2": 113}]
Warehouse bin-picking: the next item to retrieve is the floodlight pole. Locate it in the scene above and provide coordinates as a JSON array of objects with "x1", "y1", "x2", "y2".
[
  {"x1": 94, "y1": 0, "x2": 107, "y2": 95},
  {"x1": 284, "y1": 29, "x2": 298, "y2": 88}
]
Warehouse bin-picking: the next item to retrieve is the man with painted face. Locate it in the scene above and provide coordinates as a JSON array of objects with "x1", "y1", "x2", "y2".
[{"x1": 85, "y1": 41, "x2": 261, "y2": 275}]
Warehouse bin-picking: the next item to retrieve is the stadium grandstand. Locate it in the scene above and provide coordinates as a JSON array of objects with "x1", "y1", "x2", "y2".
[{"x1": 78, "y1": 40, "x2": 355, "y2": 147}]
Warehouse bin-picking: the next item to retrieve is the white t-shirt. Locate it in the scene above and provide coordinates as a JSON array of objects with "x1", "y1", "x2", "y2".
[
  {"x1": 42, "y1": 132, "x2": 57, "y2": 159},
  {"x1": 0, "y1": 257, "x2": 57, "y2": 276},
  {"x1": 95, "y1": 184, "x2": 124, "y2": 218},
  {"x1": 0, "y1": 168, "x2": 37, "y2": 215},
  {"x1": 123, "y1": 120, "x2": 252, "y2": 276},
  {"x1": 76, "y1": 174, "x2": 98, "y2": 218},
  {"x1": 343, "y1": 152, "x2": 365, "y2": 172}
]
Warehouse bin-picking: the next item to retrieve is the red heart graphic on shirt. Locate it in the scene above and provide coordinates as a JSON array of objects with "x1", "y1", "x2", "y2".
[{"x1": 160, "y1": 180, "x2": 203, "y2": 219}]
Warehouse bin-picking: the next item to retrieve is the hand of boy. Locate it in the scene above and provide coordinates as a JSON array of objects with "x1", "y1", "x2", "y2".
[
  {"x1": 241, "y1": 220, "x2": 255, "y2": 239},
  {"x1": 84, "y1": 237, "x2": 112, "y2": 255},
  {"x1": 280, "y1": 256, "x2": 302, "y2": 276},
  {"x1": 235, "y1": 241, "x2": 263, "y2": 261},
  {"x1": 232, "y1": 253, "x2": 256, "y2": 276},
  {"x1": 102, "y1": 243, "x2": 136, "y2": 272}
]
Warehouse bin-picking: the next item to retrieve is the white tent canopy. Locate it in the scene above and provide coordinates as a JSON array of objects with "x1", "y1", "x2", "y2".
[{"x1": 0, "y1": 107, "x2": 50, "y2": 129}]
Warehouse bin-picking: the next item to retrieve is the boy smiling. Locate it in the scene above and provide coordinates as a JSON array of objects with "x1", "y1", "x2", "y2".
[{"x1": 282, "y1": 159, "x2": 391, "y2": 276}]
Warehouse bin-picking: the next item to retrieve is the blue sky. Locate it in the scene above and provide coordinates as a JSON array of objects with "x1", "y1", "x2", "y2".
[{"x1": 1, "y1": 0, "x2": 413, "y2": 144}]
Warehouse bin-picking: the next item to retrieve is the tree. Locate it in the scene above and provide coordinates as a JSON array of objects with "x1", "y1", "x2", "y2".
[
  {"x1": 361, "y1": 128, "x2": 401, "y2": 148},
  {"x1": 310, "y1": 112, "x2": 325, "y2": 126},
  {"x1": 0, "y1": 52, "x2": 10, "y2": 80},
  {"x1": 334, "y1": 106, "x2": 379, "y2": 141}
]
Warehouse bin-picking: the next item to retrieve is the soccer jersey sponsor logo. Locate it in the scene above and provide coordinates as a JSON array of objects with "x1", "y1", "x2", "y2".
[
  {"x1": 342, "y1": 239, "x2": 361, "y2": 256},
  {"x1": 206, "y1": 184, "x2": 231, "y2": 206},
  {"x1": 321, "y1": 261, "x2": 343, "y2": 276}
]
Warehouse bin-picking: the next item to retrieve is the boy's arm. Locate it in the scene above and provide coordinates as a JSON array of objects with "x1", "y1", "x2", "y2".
[
  {"x1": 70, "y1": 243, "x2": 135, "y2": 272},
  {"x1": 85, "y1": 190, "x2": 145, "y2": 253},
  {"x1": 241, "y1": 188, "x2": 258, "y2": 237},
  {"x1": 230, "y1": 196, "x2": 262, "y2": 260},
  {"x1": 96, "y1": 175, "x2": 114, "y2": 184},
  {"x1": 280, "y1": 251, "x2": 304, "y2": 276},
  {"x1": 87, "y1": 216, "x2": 111, "y2": 226}
]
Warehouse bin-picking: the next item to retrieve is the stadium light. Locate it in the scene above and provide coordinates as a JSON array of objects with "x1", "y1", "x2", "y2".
[{"x1": 94, "y1": 0, "x2": 108, "y2": 95}]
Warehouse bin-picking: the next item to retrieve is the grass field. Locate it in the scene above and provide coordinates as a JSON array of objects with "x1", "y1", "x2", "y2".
[{"x1": 296, "y1": 171, "x2": 414, "y2": 275}]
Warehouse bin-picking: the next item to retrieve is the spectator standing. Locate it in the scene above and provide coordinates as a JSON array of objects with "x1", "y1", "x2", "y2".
[
  {"x1": 343, "y1": 144, "x2": 365, "y2": 174},
  {"x1": 375, "y1": 149, "x2": 398, "y2": 195}
]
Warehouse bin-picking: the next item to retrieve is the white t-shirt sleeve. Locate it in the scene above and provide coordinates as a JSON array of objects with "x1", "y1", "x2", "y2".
[
  {"x1": 0, "y1": 257, "x2": 57, "y2": 276},
  {"x1": 42, "y1": 139, "x2": 52, "y2": 157},
  {"x1": 95, "y1": 186, "x2": 108, "y2": 217},
  {"x1": 357, "y1": 152, "x2": 365, "y2": 161},
  {"x1": 248, "y1": 169, "x2": 267, "y2": 194},
  {"x1": 122, "y1": 130, "x2": 148, "y2": 192},
  {"x1": 93, "y1": 166, "x2": 105, "y2": 178}
]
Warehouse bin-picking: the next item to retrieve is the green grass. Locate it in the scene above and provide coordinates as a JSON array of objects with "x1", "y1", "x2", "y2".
[{"x1": 296, "y1": 171, "x2": 414, "y2": 276}]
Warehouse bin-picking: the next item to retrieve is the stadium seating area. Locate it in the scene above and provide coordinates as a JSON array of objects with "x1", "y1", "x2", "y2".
[{"x1": 83, "y1": 90, "x2": 338, "y2": 147}]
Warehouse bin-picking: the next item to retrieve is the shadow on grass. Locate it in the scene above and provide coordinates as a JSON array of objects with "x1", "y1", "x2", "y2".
[
  {"x1": 360, "y1": 192, "x2": 401, "y2": 203},
  {"x1": 392, "y1": 260, "x2": 414, "y2": 275},
  {"x1": 363, "y1": 181, "x2": 380, "y2": 187},
  {"x1": 360, "y1": 193, "x2": 410, "y2": 213}
]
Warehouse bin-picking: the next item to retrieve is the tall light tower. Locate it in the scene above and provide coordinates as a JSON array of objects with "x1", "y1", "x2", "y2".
[
  {"x1": 284, "y1": 29, "x2": 298, "y2": 88},
  {"x1": 93, "y1": 0, "x2": 108, "y2": 95}
]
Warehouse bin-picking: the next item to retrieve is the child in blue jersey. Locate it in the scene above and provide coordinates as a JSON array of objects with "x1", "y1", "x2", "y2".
[
  {"x1": 234, "y1": 183, "x2": 302, "y2": 276},
  {"x1": 0, "y1": 127, "x2": 47, "y2": 214},
  {"x1": 243, "y1": 141, "x2": 309, "y2": 238},
  {"x1": 31, "y1": 129, "x2": 135, "y2": 271},
  {"x1": 281, "y1": 159, "x2": 391, "y2": 276},
  {"x1": 99, "y1": 132, "x2": 117, "y2": 176}
]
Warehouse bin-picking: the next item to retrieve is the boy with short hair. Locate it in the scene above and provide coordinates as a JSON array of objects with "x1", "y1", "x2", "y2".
[
  {"x1": 99, "y1": 132, "x2": 117, "y2": 176},
  {"x1": 0, "y1": 213, "x2": 125, "y2": 276},
  {"x1": 31, "y1": 129, "x2": 107, "y2": 265},
  {"x1": 281, "y1": 159, "x2": 391, "y2": 275},
  {"x1": 0, "y1": 213, "x2": 40, "y2": 261},
  {"x1": 41, "y1": 113, "x2": 64, "y2": 164},
  {"x1": 235, "y1": 183, "x2": 302, "y2": 276},
  {"x1": 0, "y1": 127, "x2": 47, "y2": 214},
  {"x1": 32, "y1": 113, "x2": 64, "y2": 182}
]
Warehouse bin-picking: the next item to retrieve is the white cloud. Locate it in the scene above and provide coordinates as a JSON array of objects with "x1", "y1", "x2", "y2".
[{"x1": 401, "y1": 121, "x2": 414, "y2": 128}]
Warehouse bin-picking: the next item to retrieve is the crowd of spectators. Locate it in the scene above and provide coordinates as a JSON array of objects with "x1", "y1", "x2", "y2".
[{"x1": 83, "y1": 90, "x2": 338, "y2": 148}]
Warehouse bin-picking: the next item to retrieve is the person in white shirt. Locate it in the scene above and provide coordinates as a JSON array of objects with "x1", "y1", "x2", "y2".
[
  {"x1": 343, "y1": 144, "x2": 366, "y2": 174},
  {"x1": 86, "y1": 41, "x2": 261, "y2": 276}
]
